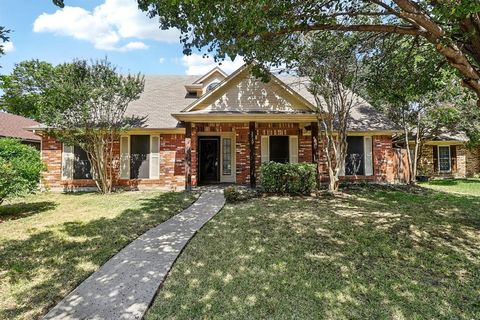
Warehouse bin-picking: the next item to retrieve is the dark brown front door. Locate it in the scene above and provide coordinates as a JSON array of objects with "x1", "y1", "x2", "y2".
[{"x1": 199, "y1": 137, "x2": 220, "y2": 184}]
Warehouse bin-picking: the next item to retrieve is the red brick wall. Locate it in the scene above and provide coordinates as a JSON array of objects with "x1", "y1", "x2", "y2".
[
  {"x1": 41, "y1": 126, "x2": 402, "y2": 191},
  {"x1": 41, "y1": 134, "x2": 185, "y2": 191}
]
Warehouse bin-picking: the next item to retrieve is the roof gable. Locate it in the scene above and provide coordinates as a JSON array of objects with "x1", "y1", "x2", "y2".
[{"x1": 183, "y1": 65, "x2": 316, "y2": 114}]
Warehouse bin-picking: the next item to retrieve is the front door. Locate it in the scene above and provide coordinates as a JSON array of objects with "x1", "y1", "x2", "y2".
[{"x1": 199, "y1": 137, "x2": 220, "y2": 184}]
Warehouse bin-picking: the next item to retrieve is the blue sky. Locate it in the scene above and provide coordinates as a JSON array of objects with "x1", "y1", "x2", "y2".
[{"x1": 0, "y1": 0, "x2": 243, "y2": 75}]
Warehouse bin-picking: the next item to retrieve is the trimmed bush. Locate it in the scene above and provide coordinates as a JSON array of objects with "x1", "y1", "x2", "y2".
[
  {"x1": 224, "y1": 186, "x2": 257, "y2": 203},
  {"x1": 0, "y1": 139, "x2": 44, "y2": 203},
  {"x1": 259, "y1": 162, "x2": 317, "y2": 195}
]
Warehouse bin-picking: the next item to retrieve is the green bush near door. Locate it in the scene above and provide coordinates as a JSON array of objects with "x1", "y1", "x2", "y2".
[{"x1": 259, "y1": 162, "x2": 316, "y2": 195}]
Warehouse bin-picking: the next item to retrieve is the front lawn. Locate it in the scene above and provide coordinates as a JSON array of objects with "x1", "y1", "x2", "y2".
[
  {"x1": 147, "y1": 186, "x2": 480, "y2": 319},
  {"x1": 0, "y1": 191, "x2": 197, "y2": 320},
  {"x1": 420, "y1": 178, "x2": 480, "y2": 196}
]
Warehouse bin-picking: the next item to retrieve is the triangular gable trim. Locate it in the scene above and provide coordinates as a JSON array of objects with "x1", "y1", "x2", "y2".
[
  {"x1": 181, "y1": 64, "x2": 317, "y2": 113},
  {"x1": 193, "y1": 66, "x2": 228, "y2": 84}
]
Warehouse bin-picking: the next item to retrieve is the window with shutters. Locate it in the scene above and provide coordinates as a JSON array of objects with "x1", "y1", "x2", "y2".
[{"x1": 438, "y1": 146, "x2": 451, "y2": 172}]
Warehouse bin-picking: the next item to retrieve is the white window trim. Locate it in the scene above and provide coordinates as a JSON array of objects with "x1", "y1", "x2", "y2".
[
  {"x1": 149, "y1": 135, "x2": 160, "y2": 179},
  {"x1": 120, "y1": 135, "x2": 131, "y2": 179},
  {"x1": 438, "y1": 145, "x2": 451, "y2": 173},
  {"x1": 341, "y1": 135, "x2": 374, "y2": 176}
]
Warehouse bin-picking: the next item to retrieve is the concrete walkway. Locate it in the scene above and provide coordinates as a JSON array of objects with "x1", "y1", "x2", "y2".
[{"x1": 44, "y1": 190, "x2": 225, "y2": 320}]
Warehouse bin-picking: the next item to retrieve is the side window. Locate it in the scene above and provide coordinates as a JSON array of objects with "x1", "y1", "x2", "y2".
[
  {"x1": 130, "y1": 135, "x2": 150, "y2": 179},
  {"x1": 222, "y1": 138, "x2": 232, "y2": 175}
]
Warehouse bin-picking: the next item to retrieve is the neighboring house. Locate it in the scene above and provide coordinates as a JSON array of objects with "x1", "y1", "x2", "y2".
[
  {"x1": 36, "y1": 65, "x2": 408, "y2": 191},
  {"x1": 0, "y1": 111, "x2": 41, "y2": 149},
  {"x1": 415, "y1": 132, "x2": 480, "y2": 178}
]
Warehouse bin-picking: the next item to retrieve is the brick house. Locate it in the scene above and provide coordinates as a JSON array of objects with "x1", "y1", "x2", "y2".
[
  {"x1": 36, "y1": 65, "x2": 409, "y2": 191},
  {"x1": 414, "y1": 132, "x2": 480, "y2": 178}
]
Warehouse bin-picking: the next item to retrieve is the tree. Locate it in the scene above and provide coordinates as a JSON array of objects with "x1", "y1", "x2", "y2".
[
  {"x1": 364, "y1": 35, "x2": 459, "y2": 182},
  {"x1": 0, "y1": 27, "x2": 10, "y2": 68},
  {"x1": 294, "y1": 32, "x2": 363, "y2": 191},
  {"x1": 0, "y1": 60, "x2": 56, "y2": 120},
  {"x1": 39, "y1": 59, "x2": 145, "y2": 194},
  {"x1": 138, "y1": 0, "x2": 480, "y2": 106},
  {"x1": 0, "y1": 139, "x2": 44, "y2": 204}
]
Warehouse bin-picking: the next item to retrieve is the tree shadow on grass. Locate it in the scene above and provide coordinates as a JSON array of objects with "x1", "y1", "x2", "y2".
[
  {"x1": 0, "y1": 201, "x2": 57, "y2": 222},
  {"x1": 0, "y1": 192, "x2": 196, "y2": 320},
  {"x1": 146, "y1": 186, "x2": 480, "y2": 320}
]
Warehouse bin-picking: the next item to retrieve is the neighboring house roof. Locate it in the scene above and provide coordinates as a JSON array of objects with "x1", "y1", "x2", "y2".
[{"x1": 0, "y1": 112, "x2": 41, "y2": 142}]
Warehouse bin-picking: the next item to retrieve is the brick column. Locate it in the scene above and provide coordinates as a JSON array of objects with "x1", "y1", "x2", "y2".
[
  {"x1": 185, "y1": 122, "x2": 192, "y2": 191},
  {"x1": 249, "y1": 121, "x2": 256, "y2": 188}
]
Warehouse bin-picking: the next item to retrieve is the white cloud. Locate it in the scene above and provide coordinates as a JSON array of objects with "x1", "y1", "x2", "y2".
[
  {"x1": 159, "y1": 57, "x2": 165, "y2": 64},
  {"x1": 182, "y1": 54, "x2": 245, "y2": 75},
  {"x1": 2, "y1": 41, "x2": 14, "y2": 53},
  {"x1": 33, "y1": 0, "x2": 179, "y2": 51}
]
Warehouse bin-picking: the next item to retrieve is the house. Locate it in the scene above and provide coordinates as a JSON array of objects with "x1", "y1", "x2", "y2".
[
  {"x1": 415, "y1": 132, "x2": 480, "y2": 178},
  {"x1": 0, "y1": 111, "x2": 41, "y2": 149},
  {"x1": 36, "y1": 65, "x2": 408, "y2": 191}
]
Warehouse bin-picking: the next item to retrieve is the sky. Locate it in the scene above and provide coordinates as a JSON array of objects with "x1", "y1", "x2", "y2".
[{"x1": 0, "y1": 0, "x2": 244, "y2": 76}]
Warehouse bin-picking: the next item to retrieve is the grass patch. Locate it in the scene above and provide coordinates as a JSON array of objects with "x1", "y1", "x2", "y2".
[
  {"x1": 146, "y1": 186, "x2": 480, "y2": 319},
  {"x1": 419, "y1": 178, "x2": 480, "y2": 196},
  {"x1": 0, "y1": 191, "x2": 197, "y2": 320}
]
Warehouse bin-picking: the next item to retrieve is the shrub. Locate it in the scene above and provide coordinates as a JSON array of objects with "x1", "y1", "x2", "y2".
[
  {"x1": 224, "y1": 186, "x2": 257, "y2": 203},
  {"x1": 259, "y1": 162, "x2": 317, "y2": 195},
  {"x1": 0, "y1": 139, "x2": 44, "y2": 203}
]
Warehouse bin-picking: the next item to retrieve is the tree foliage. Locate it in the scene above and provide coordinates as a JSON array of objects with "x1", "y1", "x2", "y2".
[
  {"x1": 0, "y1": 60, "x2": 56, "y2": 120},
  {"x1": 363, "y1": 35, "x2": 460, "y2": 181},
  {"x1": 40, "y1": 59, "x2": 146, "y2": 193},
  {"x1": 0, "y1": 139, "x2": 44, "y2": 203},
  {"x1": 138, "y1": 0, "x2": 480, "y2": 105},
  {"x1": 295, "y1": 32, "x2": 364, "y2": 191}
]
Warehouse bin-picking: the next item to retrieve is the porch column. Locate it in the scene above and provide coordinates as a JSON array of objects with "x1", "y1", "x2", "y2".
[
  {"x1": 311, "y1": 121, "x2": 319, "y2": 187},
  {"x1": 249, "y1": 121, "x2": 256, "y2": 188},
  {"x1": 311, "y1": 121, "x2": 319, "y2": 164},
  {"x1": 185, "y1": 122, "x2": 192, "y2": 191}
]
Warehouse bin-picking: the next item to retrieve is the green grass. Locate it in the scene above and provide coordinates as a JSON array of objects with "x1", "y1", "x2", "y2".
[
  {"x1": 146, "y1": 186, "x2": 480, "y2": 320},
  {"x1": 0, "y1": 191, "x2": 197, "y2": 320},
  {"x1": 420, "y1": 178, "x2": 480, "y2": 196}
]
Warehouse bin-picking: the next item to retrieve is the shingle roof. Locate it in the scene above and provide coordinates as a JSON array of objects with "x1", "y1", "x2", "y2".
[
  {"x1": 126, "y1": 71, "x2": 397, "y2": 131},
  {"x1": 125, "y1": 75, "x2": 198, "y2": 128},
  {"x1": 0, "y1": 112, "x2": 41, "y2": 142},
  {"x1": 276, "y1": 76, "x2": 399, "y2": 131}
]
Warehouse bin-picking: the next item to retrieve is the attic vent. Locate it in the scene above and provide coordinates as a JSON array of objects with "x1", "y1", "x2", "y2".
[{"x1": 206, "y1": 82, "x2": 220, "y2": 92}]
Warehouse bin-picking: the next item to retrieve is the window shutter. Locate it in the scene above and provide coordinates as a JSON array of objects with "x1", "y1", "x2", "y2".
[
  {"x1": 62, "y1": 144, "x2": 74, "y2": 180},
  {"x1": 289, "y1": 136, "x2": 298, "y2": 163},
  {"x1": 261, "y1": 136, "x2": 269, "y2": 163},
  {"x1": 150, "y1": 135, "x2": 160, "y2": 179},
  {"x1": 433, "y1": 146, "x2": 438, "y2": 173},
  {"x1": 364, "y1": 136, "x2": 373, "y2": 176},
  {"x1": 120, "y1": 136, "x2": 130, "y2": 179},
  {"x1": 450, "y1": 145, "x2": 457, "y2": 173}
]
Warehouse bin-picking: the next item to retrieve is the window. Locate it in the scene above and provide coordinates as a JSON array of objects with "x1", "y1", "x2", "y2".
[
  {"x1": 438, "y1": 146, "x2": 451, "y2": 172},
  {"x1": 222, "y1": 138, "x2": 232, "y2": 175},
  {"x1": 345, "y1": 136, "x2": 364, "y2": 175},
  {"x1": 269, "y1": 136, "x2": 289, "y2": 163},
  {"x1": 130, "y1": 135, "x2": 150, "y2": 179},
  {"x1": 206, "y1": 82, "x2": 220, "y2": 92},
  {"x1": 73, "y1": 146, "x2": 92, "y2": 179}
]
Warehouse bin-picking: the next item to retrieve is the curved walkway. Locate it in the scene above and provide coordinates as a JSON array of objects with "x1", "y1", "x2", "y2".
[{"x1": 44, "y1": 190, "x2": 225, "y2": 320}]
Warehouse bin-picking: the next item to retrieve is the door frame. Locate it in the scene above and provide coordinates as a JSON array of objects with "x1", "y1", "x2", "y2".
[{"x1": 198, "y1": 136, "x2": 221, "y2": 184}]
